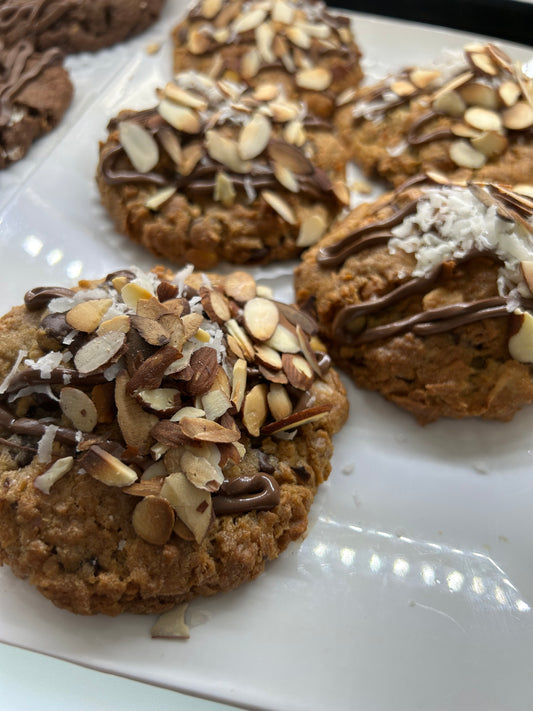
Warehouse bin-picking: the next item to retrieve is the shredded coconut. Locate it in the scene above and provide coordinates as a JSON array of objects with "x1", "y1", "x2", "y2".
[
  {"x1": 48, "y1": 288, "x2": 110, "y2": 314},
  {"x1": 24, "y1": 351, "x2": 63, "y2": 379},
  {"x1": 388, "y1": 186, "x2": 533, "y2": 302},
  {"x1": 173, "y1": 264, "x2": 195, "y2": 296},
  {"x1": 9, "y1": 384, "x2": 59, "y2": 403},
  {"x1": 0, "y1": 349, "x2": 27, "y2": 394},
  {"x1": 37, "y1": 424, "x2": 59, "y2": 463}
]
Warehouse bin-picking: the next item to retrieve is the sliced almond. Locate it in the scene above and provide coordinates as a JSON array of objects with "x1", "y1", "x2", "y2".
[
  {"x1": 170, "y1": 405, "x2": 206, "y2": 422},
  {"x1": 179, "y1": 416, "x2": 241, "y2": 443},
  {"x1": 243, "y1": 297, "x2": 279, "y2": 341},
  {"x1": 502, "y1": 101, "x2": 533, "y2": 130},
  {"x1": 118, "y1": 121, "x2": 159, "y2": 173},
  {"x1": 272, "y1": 0, "x2": 294, "y2": 23},
  {"x1": 160, "y1": 472, "x2": 213, "y2": 543},
  {"x1": 258, "y1": 364, "x2": 288, "y2": 384},
  {"x1": 267, "y1": 140, "x2": 313, "y2": 175},
  {"x1": 206, "y1": 129, "x2": 252, "y2": 173},
  {"x1": 283, "y1": 119, "x2": 306, "y2": 147},
  {"x1": 34, "y1": 456, "x2": 74, "y2": 494},
  {"x1": 158, "y1": 99, "x2": 201, "y2": 134},
  {"x1": 130, "y1": 314, "x2": 170, "y2": 346},
  {"x1": 296, "y1": 213, "x2": 327, "y2": 247},
  {"x1": 256, "y1": 21, "x2": 275, "y2": 63},
  {"x1": 267, "y1": 383, "x2": 293, "y2": 421},
  {"x1": 223, "y1": 271, "x2": 257, "y2": 302},
  {"x1": 214, "y1": 171, "x2": 236, "y2": 207},
  {"x1": 82, "y1": 445, "x2": 138, "y2": 487},
  {"x1": 391, "y1": 79, "x2": 416, "y2": 97},
  {"x1": 499, "y1": 80, "x2": 521, "y2": 107},
  {"x1": 261, "y1": 404, "x2": 330, "y2": 435},
  {"x1": 180, "y1": 450, "x2": 224, "y2": 492},
  {"x1": 281, "y1": 353, "x2": 314, "y2": 390},
  {"x1": 199, "y1": 287, "x2": 231, "y2": 324},
  {"x1": 179, "y1": 142, "x2": 204, "y2": 176},
  {"x1": 508, "y1": 310, "x2": 533, "y2": 363},
  {"x1": 201, "y1": 388, "x2": 231, "y2": 420},
  {"x1": 59, "y1": 387, "x2": 98, "y2": 432},
  {"x1": 231, "y1": 7, "x2": 266, "y2": 33},
  {"x1": 115, "y1": 369, "x2": 158, "y2": 453},
  {"x1": 295, "y1": 66, "x2": 332, "y2": 91},
  {"x1": 66, "y1": 298, "x2": 112, "y2": 333},
  {"x1": 97, "y1": 314, "x2": 131, "y2": 335},
  {"x1": 163, "y1": 82, "x2": 208, "y2": 110},
  {"x1": 449, "y1": 139, "x2": 487, "y2": 169},
  {"x1": 286, "y1": 25, "x2": 311, "y2": 50},
  {"x1": 136, "y1": 387, "x2": 181, "y2": 416},
  {"x1": 273, "y1": 162, "x2": 299, "y2": 193},
  {"x1": 296, "y1": 324, "x2": 322, "y2": 377},
  {"x1": 266, "y1": 323, "x2": 300, "y2": 353},
  {"x1": 261, "y1": 190, "x2": 297, "y2": 224},
  {"x1": 121, "y1": 281, "x2": 154, "y2": 310},
  {"x1": 431, "y1": 71, "x2": 473, "y2": 101},
  {"x1": 471, "y1": 130, "x2": 508, "y2": 158},
  {"x1": 241, "y1": 47, "x2": 261, "y2": 79},
  {"x1": 409, "y1": 68, "x2": 441, "y2": 89},
  {"x1": 151, "y1": 602, "x2": 190, "y2": 639},
  {"x1": 242, "y1": 383, "x2": 268, "y2": 437},
  {"x1": 230, "y1": 358, "x2": 247, "y2": 412},
  {"x1": 145, "y1": 186, "x2": 177, "y2": 211},
  {"x1": 124, "y1": 477, "x2": 164, "y2": 495},
  {"x1": 73, "y1": 330, "x2": 125, "y2": 374},
  {"x1": 126, "y1": 344, "x2": 180, "y2": 395},
  {"x1": 451, "y1": 122, "x2": 481, "y2": 139},
  {"x1": 520, "y1": 261, "x2": 533, "y2": 293},
  {"x1": 268, "y1": 99, "x2": 301, "y2": 122},
  {"x1": 181, "y1": 312, "x2": 205, "y2": 341},
  {"x1": 468, "y1": 50, "x2": 498, "y2": 76},
  {"x1": 225, "y1": 319, "x2": 255, "y2": 360},
  {"x1": 132, "y1": 495, "x2": 175, "y2": 545},
  {"x1": 254, "y1": 343, "x2": 282, "y2": 370},
  {"x1": 188, "y1": 28, "x2": 211, "y2": 54},
  {"x1": 464, "y1": 106, "x2": 502, "y2": 132},
  {"x1": 238, "y1": 113, "x2": 272, "y2": 160},
  {"x1": 432, "y1": 90, "x2": 466, "y2": 118},
  {"x1": 459, "y1": 83, "x2": 499, "y2": 109}
]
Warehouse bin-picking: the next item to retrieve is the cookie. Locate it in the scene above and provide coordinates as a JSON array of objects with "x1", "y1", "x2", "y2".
[
  {"x1": 0, "y1": 266, "x2": 349, "y2": 615},
  {"x1": 294, "y1": 175, "x2": 533, "y2": 423},
  {"x1": 171, "y1": 0, "x2": 363, "y2": 120},
  {"x1": 0, "y1": 0, "x2": 166, "y2": 54},
  {"x1": 96, "y1": 72, "x2": 348, "y2": 269},
  {"x1": 0, "y1": 39, "x2": 73, "y2": 169},
  {"x1": 336, "y1": 43, "x2": 533, "y2": 187}
]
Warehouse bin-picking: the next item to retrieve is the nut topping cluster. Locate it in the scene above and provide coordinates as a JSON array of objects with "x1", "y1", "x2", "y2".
[
  {"x1": 101, "y1": 71, "x2": 346, "y2": 247},
  {"x1": 1, "y1": 267, "x2": 334, "y2": 547},
  {"x1": 347, "y1": 43, "x2": 533, "y2": 171}
]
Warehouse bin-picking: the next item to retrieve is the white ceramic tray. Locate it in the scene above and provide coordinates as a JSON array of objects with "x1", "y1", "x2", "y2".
[{"x1": 1, "y1": 4, "x2": 533, "y2": 710}]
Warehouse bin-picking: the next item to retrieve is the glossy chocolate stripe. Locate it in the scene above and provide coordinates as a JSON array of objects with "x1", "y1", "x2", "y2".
[
  {"x1": 212, "y1": 473, "x2": 280, "y2": 515},
  {"x1": 407, "y1": 110, "x2": 454, "y2": 146}
]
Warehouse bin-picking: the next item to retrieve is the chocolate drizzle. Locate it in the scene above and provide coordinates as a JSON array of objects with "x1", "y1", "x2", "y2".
[
  {"x1": 212, "y1": 473, "x2": 280, "y2": 515},
  {"x1": 0, "y1": 0, "x2": 72, "y2": 46}
]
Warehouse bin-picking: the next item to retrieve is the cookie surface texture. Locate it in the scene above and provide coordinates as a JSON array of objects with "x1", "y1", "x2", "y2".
[
  {"x1": 0, "y1": 0, "x2": 165, "y2": 53},
  {"x1": 96, "y1": 72, "x2": 347, "y2": 269},
  {"x1": 294, "y1": 176, "x2": 533, "y2": 423},
  {"x1": 172, "y1": 0, "x2": 363, "y2": 119},
  {"x1": 0, "y1": 266, "x2": 348, "y2": 615},
  {"x1": 336, "y1": 43, "x2": 533, "y2": 187},
  {"x1": 0, "y1": 39, "x2": 73, "y2": 168}
]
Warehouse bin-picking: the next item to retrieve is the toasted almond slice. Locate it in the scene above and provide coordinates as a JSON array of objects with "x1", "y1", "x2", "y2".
[
  {"x1": 286, "y1": 25, "x2": 311, "y2": 49},
  {"x1": 451, "y1": 122, "x2": 481, "y2": 139},
  {"x1": 170, "y1": 405, "x2": 206, "y2": 422},
  {"x1": 151, "y1": 602, "x2": 190, "y2": 639},
  {"x1": 410, "y1": 68, "x2": 441, "y2": 89},
  {"x1": 261, "y1": 190, "x2": 297, "y2": 224},
  {"x1": 464, "y1": 106, "x2": 502, "y2": 132},
  {"x1": 225, "y1": 318, "x2": 255, "y2": 360},
  {"x1": 214, "y1": 171, "x2": 236, "y2": 207},
  {"x1": 74, "y1": 331, "x2": 125, "y2": 374},
  {"x1": 231, "y1": 7, "x2": 266, "y2": 33},
  {"x1": 118, "y1": 121, "x2": 159, "y2": 173},
  {"x1": 59, "y1": 387, "x2": 98, "y2": 432},
  {"x1": 132, "y1": 495, "x2": 175, "y2": 545},
  {"x1": 431, "y1": 71, "x2": 474, "y2": 101},
  {"x1": 296, "y1": 324, "x2": 322, "y2": 377},
  {"x1": 499, "y1": 80, "x2": 521, "y2": 107},
  {"x1": 180, "y1": 450, "x2": 223, "y2": 492},
  {"x1": 115, "y1": 369, "x2": 158, "y2": 453},
  {"x1": 296, "y1": 213, "x2": 327, "y2": 247},
  {"x1": 242, "y1": 383, "x2": 268, "y2": 436},
  {"x1": 508, "y1": 310, "x2": 533, "y2": 363},
  {"x1": 273, "y1": 162, "x2": 299, "y2": 193},
  {"x1": 130, "y1": 314, "x2": 170, "y2": 346},
  {"x1": 267, "y1": 383, "x2": 293, "y2": 421},
  {"x1": 201, "y1": 388, "x2": 231, "y2": 420},
  {"x1": 502, "y1": 101, "x2": 533, "y2": 130},
  {"x1": 163, "y1": 82, "x2": 208, "y2": 110},
  {"x1": 83, "y1": 445, "x2": 137, "y2": 487},
  {"x1": 188, "y1": 28, "x2": 211, "y2": 54},
  {"x1": 199, "y1": 286, "x2": 232, "y2": 324},
  {"x1": 224, "y1": 271, "x2": 257, "y2": 302},
  {"x1": 391, "y1": 79, "x2": 416, "y2": 97},
  {"x1": 178, "y1": 142, "x2": 204, "y2": 176},
  {"x1": 34, "y1": 456, "x2": 74, "y2": 494},
  {"x1": 201, "y1": 0, "x2": 222, "y2": 18},
  {"x1": 145, "y1": 186, "x2": 177, "y2": 211},
  {"x1": 260, "y1": 404, "x2": 330, "y2": 435},
  {"x1": 159, "y1": 99, "x2": 201, "y2": 134},
  {"x1": 254, "y1": 343, "x2": 282, "y2": 370},
  {"x1": 160, "y1": 472, "x2": 213, "y2": 544},
  {"x1": 66, "y1": 298, "x2": 112, "y2": 333},
  {"x1": 272, "y1": 0, "x2": 294, "y2": 22},
  {"x1": 471, "y1": 130, "x2": 508, "y2": 157},
  {"x1": 432, "y1": 90, "x2": 466, "y2": 117},
  {"x1": 258, "y1": 364, "x2": 288, "y2": 384},
  {"x1": 206, "y1": 129, "x2": 252, "y2": 173},
  {"x1": 266, "y1": 323, "x2": 300, "y2": 353},
  {"x1": 121, "y1": 281, "x2": 154, "y2": 310},
  {"x1": 210, "y1": 365, "x2": 232, "y2": 400},
  {"x1": 124, "y1": 477, "x2": 164, "y2": 495},
  {"x1": 241, "y1": 47, "x2": 261, "y2": 79},
  {"x1": 449, "y1": 139, "x2": 487, "y2": 169},
  {"x1": 227, "y1": 334, "x2": 245, "y2": 360},
  {"x1": 137, "y1": 296, "x2": 170, "y2": 319},
  {"x1": 181, "y1": 312, "x2": 204, "y2": 340},
  {"x1": 179, "y1": 416, "x2": 241, "y2": 443},
  {"x1": 515, "y1": 184, "x2": 533, "y2": 198},
  {"x1": 243, "y1": 297, "x2": 279, "y2": 341},
  {"x1": 283, "y1": 119, "x2": 306, "y2": 146},
  {"x1": 256, "y1": 21, "x2": 275, "y2": 63},
  {"x1": 97, "y1": 314, "x2": 131, "y2": 336},
  {"x1": 459, "y1": 83, "x2": 499, "y2": 109},
  {"x1": 268, "y1": 99, "x2": 301, "y2": 122},
  {"x1": 238, "y1": 112, "x2": 272, "y2": 160},
  {"x1": 136, "y1": 387, "x2": 181, "y2": 416},
  {"x1": 468, "y1": 50, "x2": 498, "y2": 76},
  {"x1": 267, "y1": 140, "x2": 313, "y2": 175},
  {"x1": 230, "y1": 358, "x2": 247, "y2": 412},
  {"x1": 295, "y1": 66, "x2": 332, "y2": 91},
  {"x1": 282, "y1": 353, "x2": 314, "y2": 390}
]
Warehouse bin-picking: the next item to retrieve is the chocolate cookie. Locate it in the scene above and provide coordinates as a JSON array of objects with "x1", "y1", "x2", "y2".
[
  {"x1": 0, "y1": 0, "x2": 166, "y2": 54},
  {"x1": 294, "y1": 175, "x2": 533, "y2": 423},
  {"x1": 336, "y1": 43, "x2": 533, "y2": 187},
  {"x1": 0, "y1": 266, "x2": 349, "y2": 615},
  {"x1": 0, "y1": 38, "x2": 73, "y2": 169},
  {"x1": 171, "y1": 0, "x2": 363, "y2": 120},
  {"x1": 96, "y1": 72, "x2": 348, "y2": 269}
]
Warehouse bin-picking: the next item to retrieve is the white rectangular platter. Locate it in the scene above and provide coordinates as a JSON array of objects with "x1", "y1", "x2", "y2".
[{"x1": 0, "y1": 3, "x2": 533, "y2": 710}]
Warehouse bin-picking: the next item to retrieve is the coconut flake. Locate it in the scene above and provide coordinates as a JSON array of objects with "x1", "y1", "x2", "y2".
[
  {"x1": 37, "y1": 424, "x2": 59, "y2": 463},
  {"x1": 173, "y1": 264, "x2": 195, "y2": 296},
  {"x1": 34, "y1": 456, "x2": 74, "y2": 494},
  {"x1": 24, "y1": 351, "x2": 64, "y2": 379},
  {"x1": 0, "y1": 349, "x2": 27, "y2": 394}
]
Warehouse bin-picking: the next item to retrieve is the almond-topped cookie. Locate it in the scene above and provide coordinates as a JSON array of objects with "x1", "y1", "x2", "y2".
[
  {"x1": 0, "y1": 266, "x2": 348, "y2": 615},
  {"x1": 0, "y1": 38, "x2": 73, "y2": 169},
  {"x1": 171, "y1": 0, "x2": 363, "y2": 120},
  {"x1": 96, "y1": 71, "x2": 348, "y2": 269},
  {"x1": 336, "y1": 43, "x2": 533, "y2": 187},
  {"x1": 295, "y1": 175, "x2": 533, "y2": 423}
]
